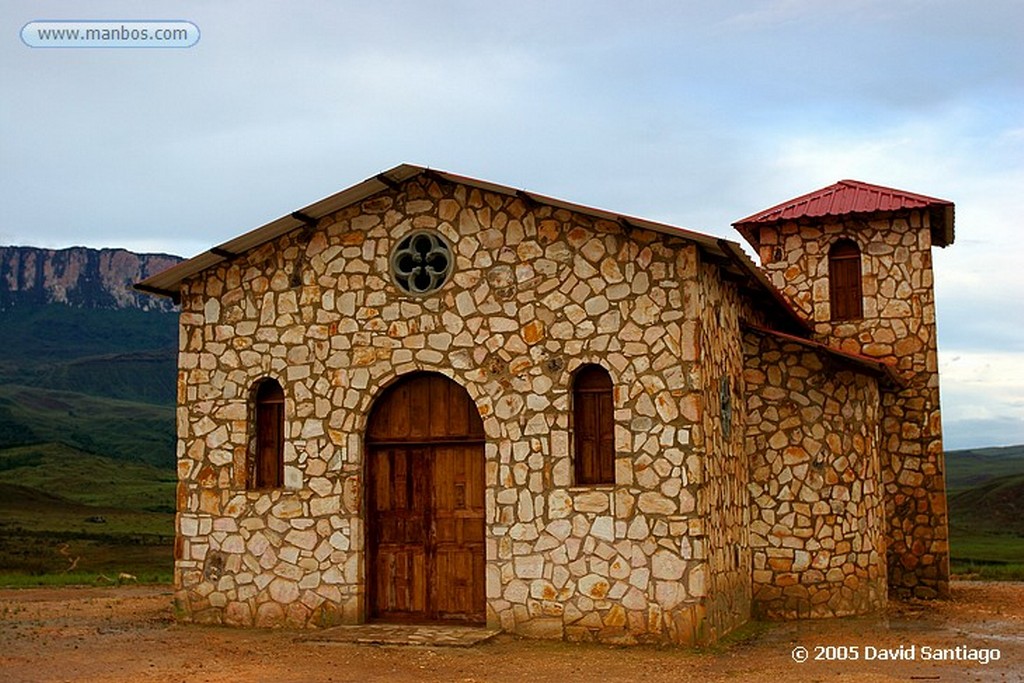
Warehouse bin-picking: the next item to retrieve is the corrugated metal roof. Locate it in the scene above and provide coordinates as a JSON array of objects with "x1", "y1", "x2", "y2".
[
  {"x1": 733, "y1": 179, "x2": 954, "y2": 250},
  {"x1": 135, "y1": 163, "x2": 810, "y2": 333}
]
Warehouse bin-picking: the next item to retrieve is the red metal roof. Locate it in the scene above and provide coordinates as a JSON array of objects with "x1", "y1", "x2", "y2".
[{"x1": 733, "y1": 180, "x2": 954, "y2": 250}]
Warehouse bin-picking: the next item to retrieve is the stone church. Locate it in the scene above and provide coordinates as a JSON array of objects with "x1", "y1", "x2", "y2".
[{"x1": 137, "y1": 164, "x2": 953, "y2": 644}]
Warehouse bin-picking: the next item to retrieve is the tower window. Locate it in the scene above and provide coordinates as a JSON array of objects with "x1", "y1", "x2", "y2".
[{"x1": 829, "y1": 239, "x2": 863, "y2": 321}]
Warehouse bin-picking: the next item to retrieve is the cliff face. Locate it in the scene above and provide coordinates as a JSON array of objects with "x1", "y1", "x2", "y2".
[{"x1": 0, "y1": 246, "x2": 182, "y2": 312}]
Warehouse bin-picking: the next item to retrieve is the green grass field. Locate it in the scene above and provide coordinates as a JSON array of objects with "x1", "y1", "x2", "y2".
[
  {"x1": 0, "y1": 386, "x2": 174, "y2": 467},
  {"x1": 946, "y1": 449, "x2": 1024, "y2": 580},
  {"x1": 0, "y1": 442, "x2": 176, "y2": 511},
  {"x1": 0, "y1": 444, "x2": 174, "y2": 585},
  {"x1": 947, "y1": 474, "x2": 1024, "y2": 580}
]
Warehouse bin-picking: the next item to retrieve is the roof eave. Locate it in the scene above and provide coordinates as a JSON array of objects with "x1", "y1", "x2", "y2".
[
  {"x1": 136, "y1": 163, "x2": 734, "y2": 296},
  {"x1": 732, "y1": 180, "x2": 956, "y2": 250},
  {"x1": 133, "y1": 164, "x2": 824, "y2": 336},
  {"x1": 717, "y1": 241, "x2": 813, "y2": 336},
  {"x1": 136, "y1": 164, "x2": 427, "y2": 295},
  {"x1": 742, "y1": 322, "x2": 906, "y2": 388}
]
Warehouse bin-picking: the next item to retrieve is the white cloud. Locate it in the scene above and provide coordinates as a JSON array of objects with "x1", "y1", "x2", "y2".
[
  {"x1": 939, "y1": 350, "x2": 1024, "y2": 449},
  {"x1": 941, "y1": 351, "x2": 1024, "y2": 415}
]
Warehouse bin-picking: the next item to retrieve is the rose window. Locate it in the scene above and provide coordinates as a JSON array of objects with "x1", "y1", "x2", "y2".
[{"x1": 390, "y1": 230, "x2": 452, "y2": 295}]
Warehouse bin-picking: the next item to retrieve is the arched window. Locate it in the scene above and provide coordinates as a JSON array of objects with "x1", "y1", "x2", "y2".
[
  {"x1": 573, "y1": 364, "x2": 615, "y2": 486},
  {"x1": 251, "y1": 379, "x2": 284, "y2": 489},
  {"x1": 829, "y1": 239, "x2": 863, "y2": 321}
]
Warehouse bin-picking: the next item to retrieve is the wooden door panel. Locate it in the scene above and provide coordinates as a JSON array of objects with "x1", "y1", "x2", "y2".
[
  {"x1": 368, "y1": 373, "x2": 485, "y2": 442},
  {"x1": 367, "y1": 373, "x2": 485, "y2": 624},
  {"x1": 368, "y1": 447, "x2": 430, "y2": 620},
  {"x1": 429, "y1": 377, "x2": 449, "y2": 437},
  {"x1": 374, "y1": 548, "x2": 426, "y2": 616},
  {"x1": 433, "y1": 548, "x2": 484, "y2": 620},
  {"x1": 432, "y1": 445, "x2": 485, "y2": 622}
]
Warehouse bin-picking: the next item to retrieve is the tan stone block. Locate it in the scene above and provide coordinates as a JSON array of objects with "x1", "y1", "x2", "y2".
[
  {"x1": 522, "y1": 320, "x2": 545, "y2": 345},
  {"x1": 198, "y1": 489, "x2": 220, "y2": 515},
  {"x1": 514, "y1": 554, "x2": 544, "y2": 579},
  {"x1": 255, "y1": 601, "x2": 286, "y2": 627},
  {"x1": 603, "y1": 604, "x2": 628, "y2": 628},
  {"x1": 224, "y1": 601, "x2": 253, "y2": 626},
  {"x1": 688, "y1": 566, "x2": 706, "y2": 598},
  {"x1": 679, "y1": 393, "x2": 701, "y2": 422},
  {"x1": 638, "y1": 492, "x2": 676, "y2": 515},
  {"x1": 573, "y1": 491, "x2": 610, "y2": 513},
  {"x1": 517, "y1": 617, "x2": 564, "y2": 639},
  {"x1": 652, "y1": 549, "x2": 685, "y2": 580},
  {"x1": 591, "y1": 516, "x2": 615, "y2": 542},
  {"x1": 578, "y1": 574, "x2": 610, "y2": 599},
  {"x1": 547, "y1": 490, "x2": 573, "y2": 519},
  {"x1": 783, "y1": 446, "x2": 807, "y2": 465},
  {"x1": 529, "y1": 580, "x2": 558, "y2": 601},
  {"x1": 271, "y1": 499, "x2": 303, "y2": 519},
  {"x1": 776, "y1": 573, "x2": 799, "y2": 587}
]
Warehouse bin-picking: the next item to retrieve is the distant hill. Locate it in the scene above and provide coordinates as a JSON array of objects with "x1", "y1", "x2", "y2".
[
  {"x1": 944, "y1": 444, "x2": 1024, "y2": 491},
  {"x1": 0, "y1": 385, "x2": 174, "y2": 466},
  {"x1": 0, "y1": 244, "x2": 181, "y2": 467},
  {"x1": 945, "y1": 445, "x2": 1024, "y2": 573},
  {"x1": 949, "y1": 473, "x2": 1024, "y2": 532},
  {"x1": 0, "y1": 304, "x2": 178, "y2": 405}
]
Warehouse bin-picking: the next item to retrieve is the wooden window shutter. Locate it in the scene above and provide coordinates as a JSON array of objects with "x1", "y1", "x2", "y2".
[
  {"x1": 253, "y1": 379, "x2": 284, "y2": 488},
  {"x1": 573, "y1": 365, "x2": 615, "y2": 486},
  {"x1": 829, "y1": 239, "x2": 863, "y2": 321}
]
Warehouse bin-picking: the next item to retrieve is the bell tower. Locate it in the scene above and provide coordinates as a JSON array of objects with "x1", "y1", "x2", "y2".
[{"x1": 734, "y1": 180, "x2": 955, "y2": 599}]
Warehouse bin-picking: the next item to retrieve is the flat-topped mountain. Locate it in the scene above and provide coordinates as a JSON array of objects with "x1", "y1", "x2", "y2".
[
  {"x1": 0, "y1": 245, "x2": 181, "y2": 312},
  {"x1": 0, "y1": 245, "x2": 181, "y2": 465}
]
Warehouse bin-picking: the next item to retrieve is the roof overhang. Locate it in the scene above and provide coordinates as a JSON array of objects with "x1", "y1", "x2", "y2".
[
  {"x1": 135, "y1": 163, "x2": 812, "y2": 333},
  {"x1": 742, "y1": 322, "x2": 905, "y2": 388}
]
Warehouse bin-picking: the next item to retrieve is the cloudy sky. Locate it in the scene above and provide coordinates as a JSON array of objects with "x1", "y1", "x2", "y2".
[{"x1": 2, "y1": 1, "x2": 1022, "y2": 449}]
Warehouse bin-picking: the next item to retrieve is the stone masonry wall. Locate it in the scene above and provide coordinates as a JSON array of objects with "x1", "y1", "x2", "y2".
[
  {"x1": 173, "y1": 174, "x2": 745, "y2": 643},
  {"x1": 695, "y1": 261, "x2": 753, "y2": 639},
  {"x1": 753, "y1": 212, "x2": 948, "y2": 599},
  {"x1": 744, "y1": 329, "x2": 886, "y2": 618}
]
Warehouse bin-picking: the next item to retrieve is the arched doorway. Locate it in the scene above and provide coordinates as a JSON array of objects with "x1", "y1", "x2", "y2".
[{"x1": 365, "y1": 372, "x2": 486, "y2": 623}]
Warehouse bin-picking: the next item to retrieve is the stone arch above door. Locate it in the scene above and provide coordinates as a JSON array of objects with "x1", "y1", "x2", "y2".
[{"x1": 366, "y1": 371, "x2": 485, "y2": 444}]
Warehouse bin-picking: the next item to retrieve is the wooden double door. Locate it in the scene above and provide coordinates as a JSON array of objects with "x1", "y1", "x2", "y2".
[{"x1": 366, "y1": 373, "x2": 485, "y2": 624}]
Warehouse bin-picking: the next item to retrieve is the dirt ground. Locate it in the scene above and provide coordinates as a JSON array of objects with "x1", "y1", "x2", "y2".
[{"x1": 1, "y1": 581, "x2": 1021, "y2": 682}]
